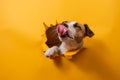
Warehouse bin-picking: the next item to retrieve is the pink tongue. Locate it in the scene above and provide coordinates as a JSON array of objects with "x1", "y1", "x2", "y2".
[{"x1": 57, "y1": 24, "x2": 68, "y2": 36}]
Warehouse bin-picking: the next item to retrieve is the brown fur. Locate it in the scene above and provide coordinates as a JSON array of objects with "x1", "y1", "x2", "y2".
[
  {"x1": 44, "y1": 21, "x2": 94, "y2": 58},
  {"x1": 45, "y1": 25, "x2": 61, "y2": 48}
]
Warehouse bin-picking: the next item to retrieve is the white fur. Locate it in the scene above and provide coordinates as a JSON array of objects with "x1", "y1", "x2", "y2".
[
  {"x1": 45, "y1": 46, "x2": 59, "y2": 57},
  {"x1": 45, "y1": 22, "x2": 84, "y2": 58}
]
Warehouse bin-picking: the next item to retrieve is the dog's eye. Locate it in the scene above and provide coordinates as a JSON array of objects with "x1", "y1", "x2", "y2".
[{"x1": 73, "y1": 23, "x2": 81, "y2": 29}]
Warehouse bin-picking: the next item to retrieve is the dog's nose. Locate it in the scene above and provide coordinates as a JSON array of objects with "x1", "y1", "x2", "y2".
[{"x1": 57, "y1": 24, "x2": 68, "y2": 36}]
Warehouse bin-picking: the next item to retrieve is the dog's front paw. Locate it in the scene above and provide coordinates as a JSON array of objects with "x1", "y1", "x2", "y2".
[{"x1": 45, "y1": 46, "x2": 59, "y2": 58}]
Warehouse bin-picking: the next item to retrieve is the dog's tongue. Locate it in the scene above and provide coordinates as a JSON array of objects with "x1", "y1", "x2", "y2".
[{"x1": 57, "y1": 24, "x2": 68, "y2": 36}]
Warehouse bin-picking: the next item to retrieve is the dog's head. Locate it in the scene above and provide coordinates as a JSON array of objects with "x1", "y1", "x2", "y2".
[{"x1": 57, "y1": 21, "x2": 94, "y2": 43}]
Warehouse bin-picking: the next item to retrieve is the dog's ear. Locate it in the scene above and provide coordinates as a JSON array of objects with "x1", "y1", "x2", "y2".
[
  {"x1": 45, "y1": 23, "x2": 61, "y2": 48},
  {"x1": 84, "y1": 24, "x2": 94, "y2": 38}
]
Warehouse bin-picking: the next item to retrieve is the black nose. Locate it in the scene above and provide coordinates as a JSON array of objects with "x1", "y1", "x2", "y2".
[
  {"x1": 62, "y1": 23, "x2": 68, "y2": 28},
  {"x1": 62, "y1": 21, "x2": 68, "y2": 24}
]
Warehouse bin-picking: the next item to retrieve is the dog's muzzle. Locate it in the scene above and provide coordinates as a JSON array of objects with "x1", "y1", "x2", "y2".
[
  {"x1": 57, "y1": 24, "x2": 73, "y2": 39},
  {"x1": 57, "y1": 24, "x2": 68, "y2": 36}
]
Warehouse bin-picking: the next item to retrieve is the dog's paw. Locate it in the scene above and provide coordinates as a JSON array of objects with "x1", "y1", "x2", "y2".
[{"x1": 45, "y1": 46, "x2": 59, "y2": 58}]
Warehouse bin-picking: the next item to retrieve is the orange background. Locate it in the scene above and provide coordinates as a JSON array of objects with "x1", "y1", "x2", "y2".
[{"x1": 0, "y1": 0, "x2": 120, "y2": 80}]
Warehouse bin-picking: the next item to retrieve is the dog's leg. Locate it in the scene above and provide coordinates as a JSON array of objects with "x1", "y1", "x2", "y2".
[
  {"x1": 45, "y1": 42, "x2": 69, "y2": 58},
  {"x1": 45, "y1": 44, "x2": 68, "y2": 58},
  {"x1": 45, "y1": 46, "x2": 59, "y2": 58},
  {"x1": 58, "y1": 43, "x2": 68, "y2": 55}
]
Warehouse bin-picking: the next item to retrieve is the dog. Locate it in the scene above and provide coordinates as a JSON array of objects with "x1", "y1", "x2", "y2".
[{"x1": 44, "y1": 21, "x2": 94, "y2": 58}]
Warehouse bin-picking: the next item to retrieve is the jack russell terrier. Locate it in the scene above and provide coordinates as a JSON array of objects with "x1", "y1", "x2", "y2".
[{"x1": 43, "y1": 21, "x2": 94, "y2": 59}]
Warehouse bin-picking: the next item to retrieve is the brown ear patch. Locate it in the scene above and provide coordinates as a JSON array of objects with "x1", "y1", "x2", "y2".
[
  {"x1": 84, "y1": 24, "x2": 94, "y2": 38},
  {"x1": 45, "y1": 24, "x2": 61, "y2": 48}
]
